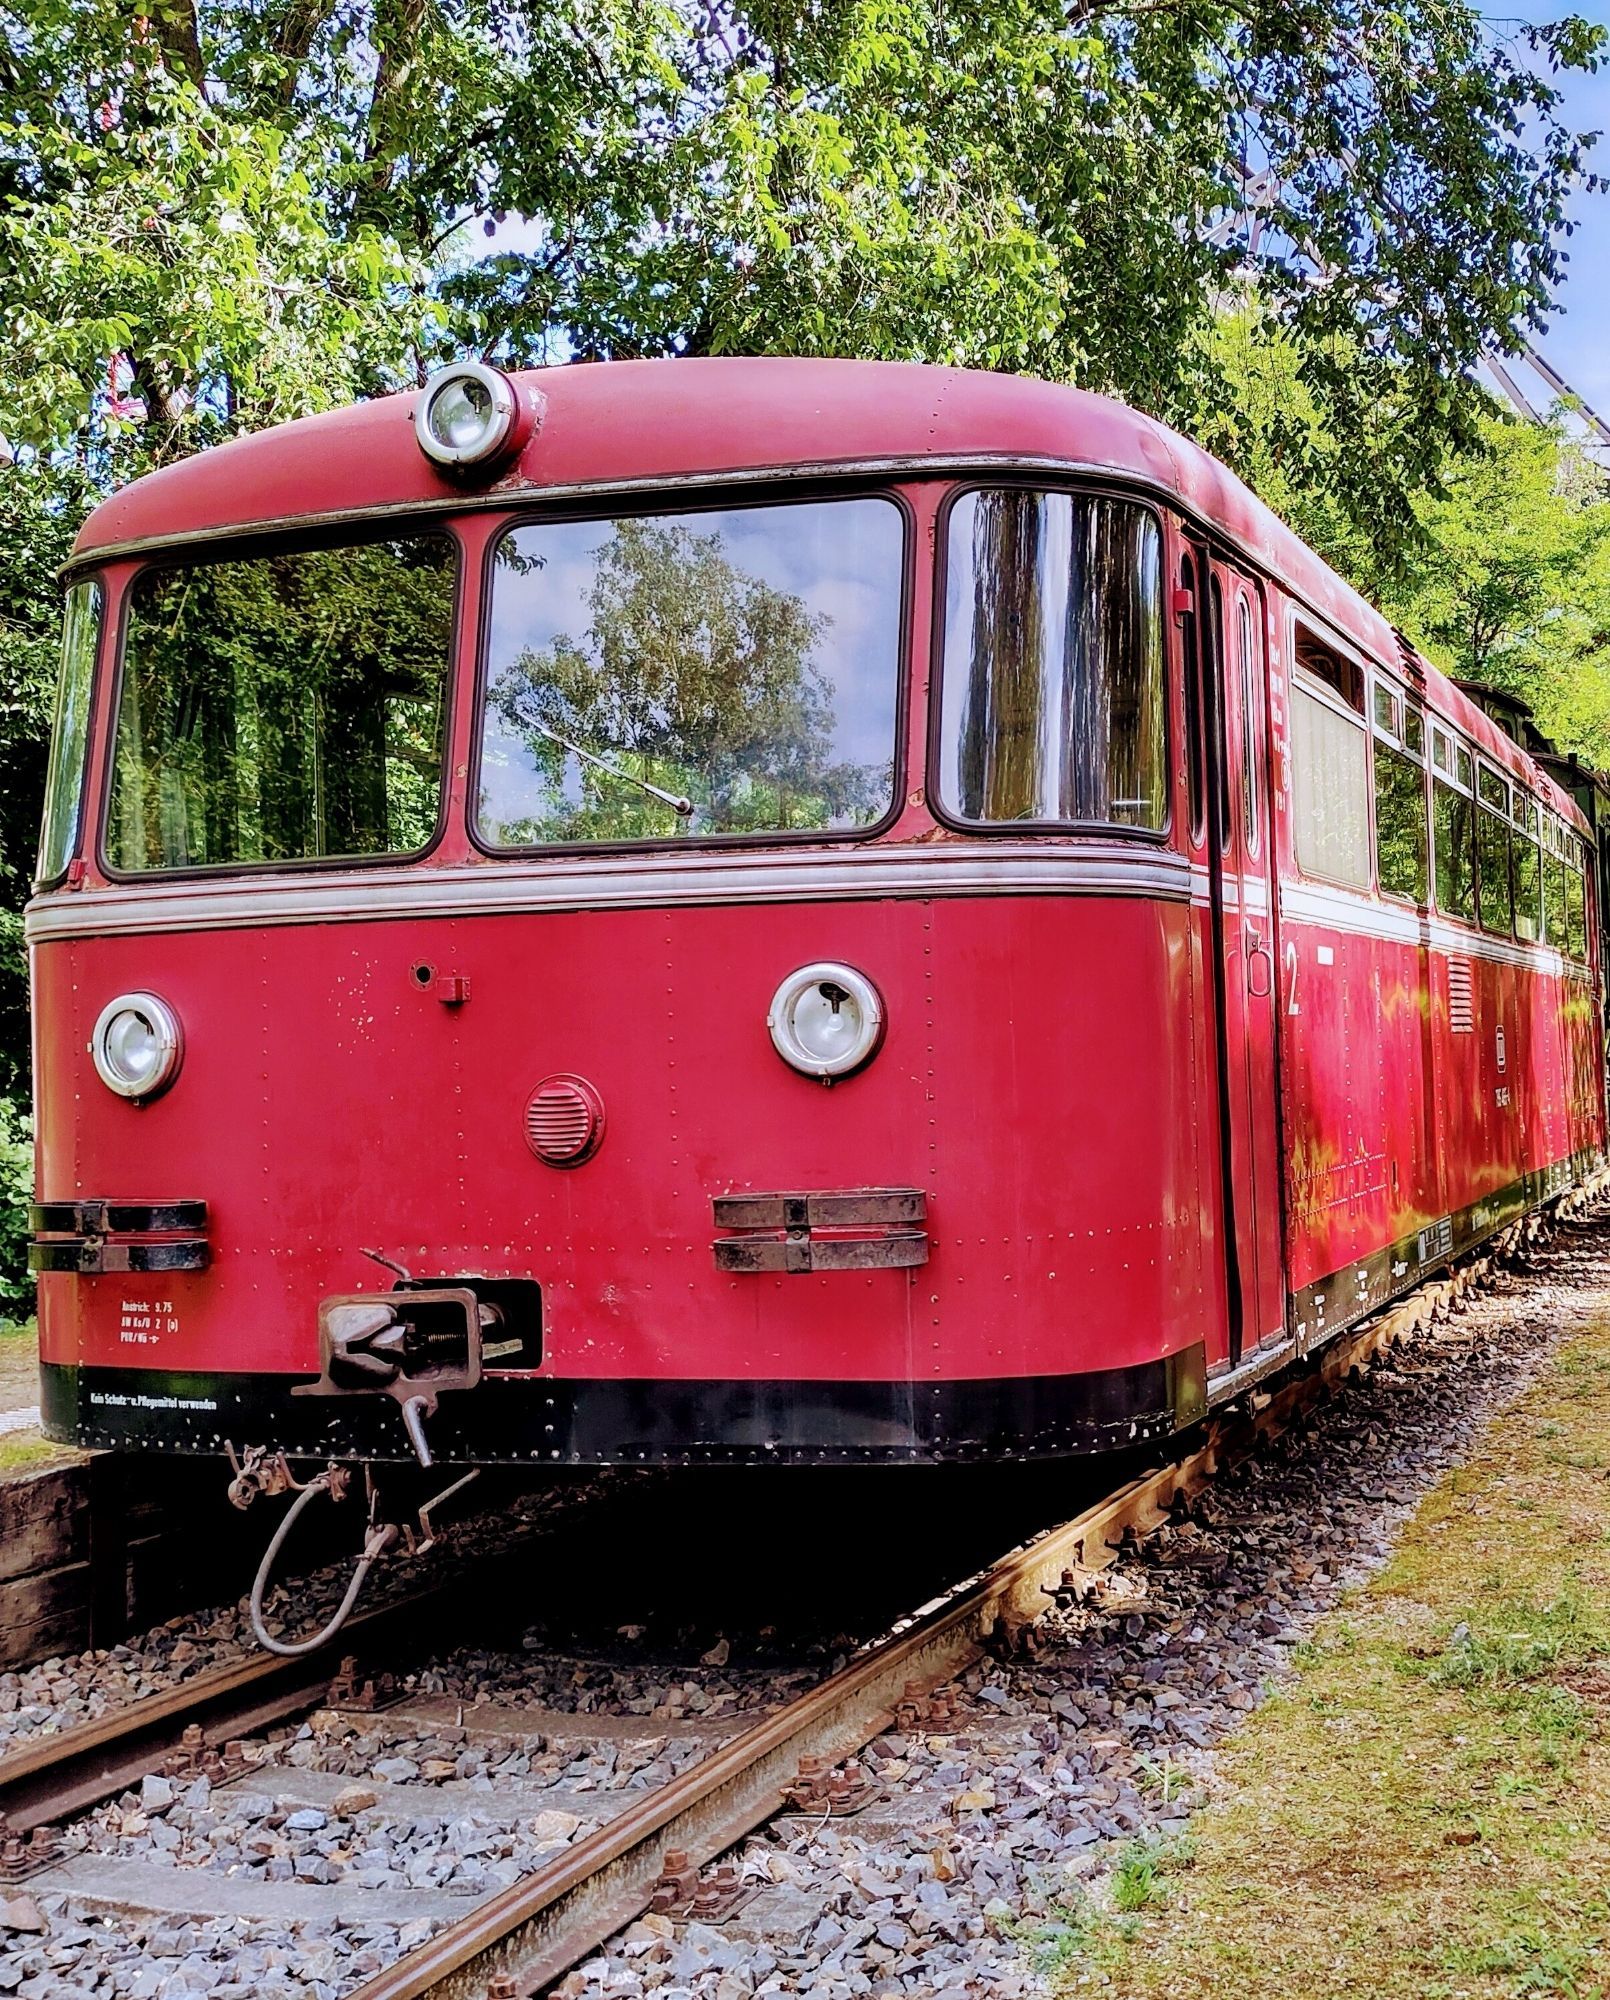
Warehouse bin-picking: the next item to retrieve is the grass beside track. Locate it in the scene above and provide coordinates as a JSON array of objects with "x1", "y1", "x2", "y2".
[{"x1": 1031, "y1": 1324, "x2": 1610, "y2": 1999}]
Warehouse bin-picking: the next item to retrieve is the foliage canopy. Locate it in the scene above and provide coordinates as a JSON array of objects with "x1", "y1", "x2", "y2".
[{"x1": 0, "y1": 0, "x2": 1602, "y2": 542}]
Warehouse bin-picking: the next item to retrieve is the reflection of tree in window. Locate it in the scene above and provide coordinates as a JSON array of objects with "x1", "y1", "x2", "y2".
[
  {"x1": 1566, "y1": 863, "x2": 1587, "y2": 961},
  {"x1": 1374, "y1": 745, "x2": 1427, "y2": 902},
  {"x1": 1545, "y1": 843, "x2": 1569, "y2": 943},
  {"x1": 1476, "y1": 807, "x2": 1512, "y2": 934},
  {"x1": 949, "y1": 490, "x2": 1165, "y2": 827},
  {"x1": 109, "y1": 538, "x2": 453, "y2": 871},
  {"x1": 484, "y1": 517, "x2": 889, "y2": 843},
  {"x1": 1433, "y1": 781, "x2": 1476, "y2": 922},
  {"x1": 1513, "y1": 836, "x2": 1543, "y2": 942},
  {"x1": 958, "y1": 490, "x2": 1045, "y2": 822}
]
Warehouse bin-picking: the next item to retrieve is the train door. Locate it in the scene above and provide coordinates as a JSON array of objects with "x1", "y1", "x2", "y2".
[
  {"x1": 1215, "y1": 566, "x2": 1286, "y2": 1355},
  {"x1": 1186, "y1": 542, "x2": 1286, "y2": 1366}
]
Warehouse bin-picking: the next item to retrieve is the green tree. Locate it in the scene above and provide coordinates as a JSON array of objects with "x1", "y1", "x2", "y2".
[
  {"x1": 1386, "y1": 409, "x2": 1610, "y2": 695},
  {"x1": 0, "y1": 0, "x2": 1601, "y2": 527},
  {"x1": 1186, "y1": 311, "x2": 1610, "y2": 772},
  {"x1": 0, "y1": 461, "x2": 90, "y2": 1107}
]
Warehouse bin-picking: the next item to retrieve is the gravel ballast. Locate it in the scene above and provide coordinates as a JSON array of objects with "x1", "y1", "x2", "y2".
[{"x1": 3, "y1": 1215, "x2": 1604, "y2": 1998}]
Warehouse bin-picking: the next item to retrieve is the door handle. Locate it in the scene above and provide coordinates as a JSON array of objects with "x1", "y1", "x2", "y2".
[{"x1": 1247, "y1": 936, "x2": 1274, "y2": 998}]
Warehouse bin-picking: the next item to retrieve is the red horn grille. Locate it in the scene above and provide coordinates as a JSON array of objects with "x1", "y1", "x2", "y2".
[{"x1": 524, "y1": 1075, "x2": 605, "y2": 1167}]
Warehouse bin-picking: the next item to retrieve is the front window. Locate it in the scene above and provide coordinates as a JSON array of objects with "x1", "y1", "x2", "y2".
[
  {"x1": 106, "y1": 534, "x2": 455, "y2": 873},
  {"x1": 476, "y1": 496, "x2": 903, "y2": 846},
  {"x1": 936, "y1": 488, "x2": 1167, "y2": 829},
  {"x1": 35, "y1": 579, "x2": 102, "y2": 886}
]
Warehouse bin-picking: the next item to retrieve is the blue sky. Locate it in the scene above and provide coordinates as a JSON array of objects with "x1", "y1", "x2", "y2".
[{"x1": 1513, "y1": 3, "x2": 1610, "y2": 423}]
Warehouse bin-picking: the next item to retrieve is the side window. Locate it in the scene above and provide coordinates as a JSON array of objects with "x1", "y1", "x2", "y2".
[
  {"x1": 1210, "y1": 573, "x2": 1231, "y2": 854},
  {"x1": 1291, "y1": 626, "x2": 1369, "y2": 889},
  {"x1": 1237, "y1": 594, "x2": 1260, "y2": 855},
  {"x1": 1475, "y1": 765, "x2": 1513, "y2": 936},
  {"x1": 1545, "y1": 819, "x2": 1570, "y2": 945},
  {"x1": 1433, "y1": 750, "x2": 1477, "y2": 925},
  {"x1": 1372, "y1": 684, "x2": 1427, "y2": 904},
  {"x1": 1566, "y1": 842, "x2": 1588, "y2": 963},
  {"x1": 1513, "y1": 795, "x2": 1543, "y2": 944},
  {"x1": 1180, "y1": 554, "x2": 1204, "y2": 845},
  {"x1": 37, "y1": 579, "x2": 103, "y2": 887},
  {"x1": 1296, "y1": 627, "x2": 1364, "y2": 709}
]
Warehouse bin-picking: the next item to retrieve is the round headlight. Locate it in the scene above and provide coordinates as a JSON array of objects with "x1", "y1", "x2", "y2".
[
  {"x1": 91, "y1": 992, "x2": 182, "y2": 1101},
  {"x1": 768, "y1": 963, "x2": 884, "y2": 1080},
  {"x1": 414, "y1": 361, "x2": 527, "y2": 471}
]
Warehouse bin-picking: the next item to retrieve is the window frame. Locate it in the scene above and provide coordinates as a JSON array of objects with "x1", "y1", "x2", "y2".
[
  {"x1": 473, "y1": 481, "x2": 916, "y2": 860},
  {"x1": 1179, "y1": 551, "x2": 1205, "y2": 848},
  {"x1": 1370, "y1": 671, "x2": 1429, "y2": 908},
  {"x1": 1474, "y1": 785, "x2": 1515, "y2": 938},
  {"x1": 1430, "y1": 728, "x2": 1479, "y2": 930},
  {"x1": 1289, "y1": 618, "x2": 1373, "y2": 892},
  {"x1": 1564, "y1": 831, "x2": 1590, "y2": 965},
  {"x1": 927, "y1": 478, "x2": 1174, "y2": 843},
  {"x1": 97, "y1": 523, "x2": 467, "y2": 883},
  {"x1": 1210, "y1": 571, "x2": 1233, "y2": 857},
  {"x1": 1512, "y1": 811, "x2": 1544, "y2": 945}
]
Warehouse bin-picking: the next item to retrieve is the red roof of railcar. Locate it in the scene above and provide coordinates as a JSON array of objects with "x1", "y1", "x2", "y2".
[{"x1": 70, "y1": 358, "x2": 1584, "y2": 829}]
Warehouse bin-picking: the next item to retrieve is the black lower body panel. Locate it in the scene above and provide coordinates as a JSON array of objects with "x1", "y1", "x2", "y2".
[{"x1": 39, "y1": 1344, "x2": 1208, "y2": 1466}]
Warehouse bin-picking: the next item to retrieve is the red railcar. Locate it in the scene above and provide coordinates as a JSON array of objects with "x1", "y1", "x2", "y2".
[{"x1": 26, "y1": 359, "x2": 1605, "y2": 1472}]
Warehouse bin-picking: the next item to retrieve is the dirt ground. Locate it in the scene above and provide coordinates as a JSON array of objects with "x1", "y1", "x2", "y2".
[{"x1": 0, "y1": 1321, "x2": 40, "y2": 1414}]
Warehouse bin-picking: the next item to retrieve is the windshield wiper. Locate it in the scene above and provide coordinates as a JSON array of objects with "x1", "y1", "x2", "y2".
[{"x1": 531, "y1": 719, "x2": 694, "y2": 820}]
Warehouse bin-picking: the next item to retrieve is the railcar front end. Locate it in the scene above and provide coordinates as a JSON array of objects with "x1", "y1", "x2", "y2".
[{"x1": 28, "y1": 361, "x2": 1223, "y2": 1471}]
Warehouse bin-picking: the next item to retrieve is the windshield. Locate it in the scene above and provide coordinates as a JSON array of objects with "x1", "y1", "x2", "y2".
[
  {"x1": 105, "y1": 534, "x2": 455, "y2": 873},
  {"x1": 35, "y1": 579, "x2": 102, "y2": 887},
  {"x1": 476, "y1": 496, "x2": 903, "y2": 846}
]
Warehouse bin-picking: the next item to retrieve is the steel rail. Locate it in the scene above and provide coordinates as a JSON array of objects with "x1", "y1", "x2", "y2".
[
  {"x1": 0, "y1": 1535, "x2": 541, "y2": 1833},
  {"x1": 346, "y1": 1232, "x2": 1542, "y2": 2000}
]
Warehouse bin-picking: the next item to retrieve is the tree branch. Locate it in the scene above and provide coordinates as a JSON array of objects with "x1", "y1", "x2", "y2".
[{"x1": 148, "y1": 0, "x2": 207, "y2": 90}]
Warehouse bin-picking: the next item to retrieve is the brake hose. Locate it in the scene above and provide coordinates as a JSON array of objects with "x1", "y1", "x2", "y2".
[{"x1": 248, "y1": 1473, "x2": 395, "y2": 1657}]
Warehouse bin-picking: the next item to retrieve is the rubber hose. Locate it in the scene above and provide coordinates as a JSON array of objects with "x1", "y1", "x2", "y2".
[{"x1": 248, "y1": 1478, "x2": 374, "y2": 1657}]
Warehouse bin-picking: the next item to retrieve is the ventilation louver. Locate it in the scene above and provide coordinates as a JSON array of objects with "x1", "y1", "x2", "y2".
[{"x1": 1447, "y1": 959, "x2": 1475, "y2": 1034}]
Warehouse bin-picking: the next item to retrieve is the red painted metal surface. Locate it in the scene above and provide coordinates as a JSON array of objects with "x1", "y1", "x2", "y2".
[
  {"x1": 33, "y1": 892, "x2": 1204, "y2": 1384},
  {"x1": 27, "y1": 358, "x2": 1606, "y2": 1462}
]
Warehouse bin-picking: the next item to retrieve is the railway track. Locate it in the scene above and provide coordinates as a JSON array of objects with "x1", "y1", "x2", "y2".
[{"x1": 0, "y1": 1201, "x2": 1585, "y2": 2000}]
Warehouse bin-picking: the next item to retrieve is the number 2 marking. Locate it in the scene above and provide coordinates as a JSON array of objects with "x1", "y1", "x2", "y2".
[{"x1": 1285, "y1": 940, "x2": 1300, "y2": 1014}]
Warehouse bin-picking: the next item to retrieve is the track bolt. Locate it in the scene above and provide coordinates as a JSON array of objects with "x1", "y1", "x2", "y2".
[{"x1": 487, "y1": 1978, "x2": 520, "y2": 2000}]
